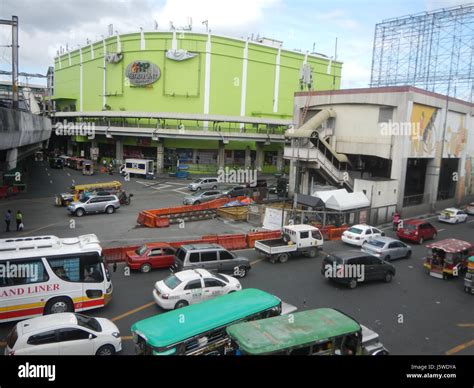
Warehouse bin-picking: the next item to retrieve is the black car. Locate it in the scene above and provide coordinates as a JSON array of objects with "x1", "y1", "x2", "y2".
[
  {"x1": 321, "y1": 250, "x2": 396, "y2": 289},
  {"x1": 49, "y1": 157, "x2": 64, "y2": 169},
  {"x1": 220, "y1": 185, "x2": 247, "y2": 198}
]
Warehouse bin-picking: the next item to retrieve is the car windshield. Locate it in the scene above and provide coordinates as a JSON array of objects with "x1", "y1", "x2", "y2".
[
  {"x1": 192, "y1": 179, "x2": 202, "y2": 183},
  {"x1": 325, "y1": 254, "x2": 343, "y2": 264},
  {"x1": 348, "y1": 227, "x2": 363, "y2": 234},
  {"x1": 79, "y1": 197, "x2": 89, "y2": 203},
  {"x1": 405, "y1": 224, "x2": 417, "y2": 231},
  {"x1": 164, "y1": 275, "x2": 182, "y2": 290},
  {"x1": 136, "y1": 245, "x2": 148, "y2": 255},
  {"x1": 76, "y1": 313, "x2": 102, "y2": 332},
  {"x1": 367, "y1": 240, "x2": 386, "y2": 248},
  {"x1": 214, "y1": 273, "x2": 229, "y2": 283},
  {"x1": 191, "y1": 191, "x2": 203, "y2": 197}
]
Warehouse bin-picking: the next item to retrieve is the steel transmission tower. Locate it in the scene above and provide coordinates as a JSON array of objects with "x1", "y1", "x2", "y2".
[{"x1": 370, "y1": 4, "x2": 474, "y2": 103}]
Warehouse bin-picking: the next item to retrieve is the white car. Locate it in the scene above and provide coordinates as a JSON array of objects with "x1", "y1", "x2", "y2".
[
  {"x1": 153, "y1": 269, "x2": 242, "y2": 310},
  {"x1": 341, "y1": 224, "x2": 385, "y2": 246},
  {"x1": 438, "y1": 208, "x2": 468, "y2": 224},
  {"x1": 465, "y1": 202, "x2": 474, "y2": 215},
  {"x1": 4, "y1": 313, "x2": 121, "y2": 356}
]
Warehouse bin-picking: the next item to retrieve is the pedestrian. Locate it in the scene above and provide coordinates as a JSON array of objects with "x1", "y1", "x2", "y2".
[
  {"x1": 15, "y1": 210, "x2": 23, "y2": 231},
  {"x1": 4, "y1": 210, "x2": 11, "y2": 232}
]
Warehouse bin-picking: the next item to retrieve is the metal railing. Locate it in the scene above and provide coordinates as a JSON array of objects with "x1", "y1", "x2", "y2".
[{"x1": 402, "y1": 193, "x2": 430, "y2": 207}]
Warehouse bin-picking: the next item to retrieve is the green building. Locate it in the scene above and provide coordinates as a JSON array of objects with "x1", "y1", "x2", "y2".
[{"x1": 52, "y1": 30, "x2": 342, "y2": 174}]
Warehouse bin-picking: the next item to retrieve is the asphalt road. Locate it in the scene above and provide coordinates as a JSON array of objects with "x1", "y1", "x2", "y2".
[{"x1": 0, "y1": 160, "x2": 473, "y2": 355}]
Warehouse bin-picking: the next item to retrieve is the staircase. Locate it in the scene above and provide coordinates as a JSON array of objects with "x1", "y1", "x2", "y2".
[{"x1": 285, "y1": 108, "x2": 354, "y2": 191}]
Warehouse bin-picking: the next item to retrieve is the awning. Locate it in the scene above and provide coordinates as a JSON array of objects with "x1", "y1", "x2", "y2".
[
  {"x1": 296, "y1": 193, "x2": 325, "y2": 208},
  {"x1": 313, "y1": 188, "x2": 370, "y2": 211}
]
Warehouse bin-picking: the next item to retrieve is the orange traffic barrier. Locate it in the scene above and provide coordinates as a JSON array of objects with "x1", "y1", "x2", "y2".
[{"x1": 247, "y1": 230, "x2": 281, "y2": 248}]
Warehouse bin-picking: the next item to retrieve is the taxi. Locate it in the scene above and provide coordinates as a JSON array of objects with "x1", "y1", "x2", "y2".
[
  {"x1": 341, "y1": 224, "x2": 384, "y2": 246},
  {"x1": 153, "y1": 269, "x2": 241, "y2": 310},
  {"x1": 438, "y1": 208, "x2": 468, "y2": 224}
]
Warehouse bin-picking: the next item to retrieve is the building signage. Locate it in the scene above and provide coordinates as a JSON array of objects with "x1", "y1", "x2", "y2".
[{"x1": 125, "y1": 61, "x2": 161, "y2": 86}]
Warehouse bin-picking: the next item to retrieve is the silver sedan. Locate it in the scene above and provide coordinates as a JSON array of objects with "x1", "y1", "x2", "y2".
[
  {"x1": 183, "y1": 190, "x2": 224, "y2": 205},
  {"x1": 361, "y1": 236, "x2": 411, "y2": 261}
]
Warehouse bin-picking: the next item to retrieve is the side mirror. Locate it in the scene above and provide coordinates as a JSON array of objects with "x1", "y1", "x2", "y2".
[{"x1": 89, "y1": 334, "x2": 95, "y2": 340}]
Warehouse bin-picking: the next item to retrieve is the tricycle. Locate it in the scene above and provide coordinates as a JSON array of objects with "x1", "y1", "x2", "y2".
[{"x1": 464, "y1": 256, "x2": 474, "y2": 294}]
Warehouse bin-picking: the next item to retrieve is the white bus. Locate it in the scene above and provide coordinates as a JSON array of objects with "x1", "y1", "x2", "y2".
[{"x1": 0, "y1": 234, "x2": 112, "y2": 323}]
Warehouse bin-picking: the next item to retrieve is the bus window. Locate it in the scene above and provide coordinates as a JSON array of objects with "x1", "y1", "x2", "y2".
[
  {"x1": 0, "y1": 259, "x2": 49, "y2": 287},
  {"x1": 47, "y1": 254, "x2": 104, "y2": 283}
]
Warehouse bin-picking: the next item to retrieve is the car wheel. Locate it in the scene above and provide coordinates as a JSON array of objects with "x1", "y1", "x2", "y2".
[
  {"x1": 278, "y1": 253, "x2": 289, "y2": 263},
  {"x1": 384, "y1": 273, "x2": 393, "y2": 283},
  {"x1": 106, "y1": 206, "x2": 115, "y2": 214},
  {"x1": 75, "y1": 208, "x2": 85, "y2": 217},
  {"x1": 237, "y1": 266, "x2": 247, "y2": 278},
  {"x1": 228, "y1": 290, "x2": 236, "y2": 294},
  {"x1": 96, "y1": 345, "x2": 115, "y2": 356},
  {"x1": 419, "y1": 237, "x2": 424, "y2": 245},
  {"x1": 44, "y1": 297, "x2": 74, "y2": 315},
  {"x1": 348, "y1": 279, "x2": 357, "y2": 289},
  {"x1": 140, "y1": 263, "x2": 152, "y2": 273},
  {"x1": 175, "y1": 300, "x2": 189, "y2": 309},
  {"x1": 196, "y1": 187, "x2": 201, "y2": 191},
  {"x1": 307, "y1": 248, "x2": 318, "y2": 258},
  {"x1": 269, "y1": 256, "x2": 277, "y2": 264},
  {"x1": 212, "y1": 185, "x2": 217, "y2": 190},
  {"x1": 194, "y1": 201, "x2": 201, "y2": 205},
  {"x1": 405, "y1": 250, "x2": 412, "y2": 259}
]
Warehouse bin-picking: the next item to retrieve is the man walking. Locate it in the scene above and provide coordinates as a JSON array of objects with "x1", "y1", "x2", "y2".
[{"x1": 4, "y1": 210, "x2": 11, "y2": 232}]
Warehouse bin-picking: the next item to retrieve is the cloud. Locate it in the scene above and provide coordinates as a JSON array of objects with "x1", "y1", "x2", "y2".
[{"x1": 153, "y1": 0, "x2": 280, "y2": 35}]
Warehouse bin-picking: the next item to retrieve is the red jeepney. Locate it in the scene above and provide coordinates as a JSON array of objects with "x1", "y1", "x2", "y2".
[
  {"x1": 126, "y1": 243, "x2": 176, "y2": 273},
  {"x1": 424, "y1": 239, "x2": 473, "y2": 279}
]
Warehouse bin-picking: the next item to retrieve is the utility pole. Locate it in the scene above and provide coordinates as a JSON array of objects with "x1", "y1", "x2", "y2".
[{"x1": 0, "y1": 16, "x2": 19, "y2": 109}]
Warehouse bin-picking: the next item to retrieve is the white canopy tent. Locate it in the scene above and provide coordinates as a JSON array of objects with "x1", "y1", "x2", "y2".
[{"x1": 312, "y1": 189, "x2": 370, "y2": 211}]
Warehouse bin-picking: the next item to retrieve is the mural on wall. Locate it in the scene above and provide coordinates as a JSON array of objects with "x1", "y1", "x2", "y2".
[
  {"x1": 410, "y1": 103, "x2": 438, "y2": 157},
  {"x1": 445, "y1": 113, "x2": 467, "y2": 158}
]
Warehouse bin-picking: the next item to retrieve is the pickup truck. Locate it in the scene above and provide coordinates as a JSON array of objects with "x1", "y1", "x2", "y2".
[{"x1": 254, "y1": 224, "x2": 324, "y2": 263}]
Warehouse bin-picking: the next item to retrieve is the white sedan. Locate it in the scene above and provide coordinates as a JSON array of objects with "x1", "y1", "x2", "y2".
[
  {"x1": 341, "y1": 224, "x2": 385, "y2": 246},
  {"x1": 438, "y1": 208, "x2": 468, "y2": 224},
  {"x1": 153, "y1": 269, "x2": 242, "y2": 310},
  {"x1": 5, "y1": 313, "x2": 121, "y2": 356}
]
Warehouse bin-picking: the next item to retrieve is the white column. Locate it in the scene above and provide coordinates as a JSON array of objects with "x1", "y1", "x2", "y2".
[
  {"x1": 273, "y1": 48, "x2": 281, "y2": 113},
  {"x1": 79, "y1": 47, "x2": 83, "y2": 112},
  {"x1": 68, "y1": 52, "x2": 71, "y2": 66},
  {"x1": 140, "y1": 28, "x2": 146, "y2": 50},
  {"x1": 156, "y1": 142, "x2": 164, "y2": 174},
  {"x1": 172, "y1": 30, "x2": 177, "y2": 50},
  {"x1": 203, "y1": 33, "x2": 212, "y2": 129},
  {"x1": 102, "y1": 39, "x2": 107, "y2": 109},
  {"x1": 116, "y1": 34, "x2": 122, "y2": 52},
  {"x1": 239, "y1": 40, "x2": 249, "y2": 130},
  {"x1": 6, "y1": 148, "x2": 18, "y2": 171},
  {"x1": 90, "y1": 43, "x2": 94, "y2": 59}
]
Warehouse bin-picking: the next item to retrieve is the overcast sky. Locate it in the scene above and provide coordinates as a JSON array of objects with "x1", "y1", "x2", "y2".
[{"x1": 0, "y1": 0, "x2": 469, "y2": 88}]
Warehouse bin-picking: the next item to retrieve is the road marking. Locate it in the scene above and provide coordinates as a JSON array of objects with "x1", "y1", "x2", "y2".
[
  {"x1": 111, "y1": 301, "x2": 155, "y2": 322},
  {"x1": 468, "y1": 219, "x2": 474, "y2": 223},
  {"x1": 438, "y1": 228, "x2": 445, "y2": 232},
  {"x1": 250, "y1": 258, "x2": 264, "y2": 265},
  {"x1": 457, "y1": 324, "x2": 474, "y2": 328},
  {"x1": 445, "y1": 339, "x2": 474, "y2": 355},
  {"x1": 16, "y1": 222, "x2": 63, "y2": 236}
]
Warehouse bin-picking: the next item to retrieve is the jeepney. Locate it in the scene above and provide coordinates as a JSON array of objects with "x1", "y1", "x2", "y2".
[
  {"x1": 55, "y1": 181, "x2": 122, "y2": 207},
  {"x1": 226, "y1": 308, "x2": 365, "y2": 355},
  {"x1": 423, "y1": 239, "x2": 473, "y2": 279}
]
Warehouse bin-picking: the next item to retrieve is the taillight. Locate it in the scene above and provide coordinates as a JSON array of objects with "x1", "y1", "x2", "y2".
[{"x1": 8, "y1": 350, "x2": 15, "y2": 356}]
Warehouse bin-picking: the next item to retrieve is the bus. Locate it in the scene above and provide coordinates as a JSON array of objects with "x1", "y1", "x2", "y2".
[
  {"x1": 131, "y1": 288, "x2": 283, "y2": 355},
  {"x1": 226, "y1": 308, "x2": 363, "y2": 355},
  {"x1": 0, "y1": 234, "x2": 112, "y2": 323}
]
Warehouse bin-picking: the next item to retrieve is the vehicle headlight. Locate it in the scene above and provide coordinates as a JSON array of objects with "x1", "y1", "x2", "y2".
[{"x1": 112, "y1": 332, "x2": 120, "y2": 338}]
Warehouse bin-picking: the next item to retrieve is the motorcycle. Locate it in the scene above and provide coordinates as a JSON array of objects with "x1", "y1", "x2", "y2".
[{"x1": 119, "y1": 191, "x2": 133, "y2": 205}]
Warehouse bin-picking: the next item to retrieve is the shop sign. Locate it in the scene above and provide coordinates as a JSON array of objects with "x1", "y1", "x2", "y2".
[{"x1": 125, "y1": 61, "x2": 161, "y2": 86}]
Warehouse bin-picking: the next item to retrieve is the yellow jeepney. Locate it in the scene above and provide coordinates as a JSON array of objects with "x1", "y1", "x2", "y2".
[{"x1": 55, "y1": 181, "x2": 122, "y2": 206}]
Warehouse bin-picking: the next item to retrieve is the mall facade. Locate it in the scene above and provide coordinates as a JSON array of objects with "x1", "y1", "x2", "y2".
[{"x1": 51, "y1": 30, "x2": 342, "y2": 174}]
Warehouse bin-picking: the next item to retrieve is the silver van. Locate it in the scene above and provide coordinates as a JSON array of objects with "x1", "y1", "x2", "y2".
[
  {"x1": 67, "y1": 194, "x2": 120, "y2": 217},
  {"x1": 171, "y1": 244, "x2": 251, "y2": 278},
  {"x1": 188, "y1": 178, "x2": 219, "y2": 191}
]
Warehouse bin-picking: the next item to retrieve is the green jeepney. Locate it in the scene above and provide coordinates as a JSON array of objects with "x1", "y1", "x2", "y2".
[
  {"x1": 226, "y1": 308, "x2": 363, "y2": 355},
  {"x1": 131, "y1": 288, "x2": 283, "y2": 355}
]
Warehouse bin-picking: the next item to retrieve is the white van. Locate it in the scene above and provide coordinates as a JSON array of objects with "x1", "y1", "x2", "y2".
[{"x1": 120, "y1": 159, "x2": 154, "y2": 178}]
